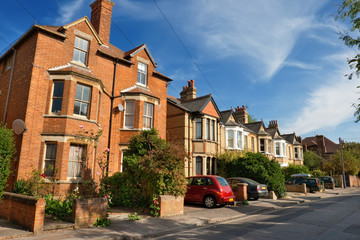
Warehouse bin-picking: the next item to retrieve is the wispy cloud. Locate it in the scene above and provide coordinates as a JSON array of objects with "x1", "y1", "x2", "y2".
[
  {"x1": 54, "y1": 0, "x2": 85, "y2": 26},
  {"x1": 282, "y1": 66, "x2": 359, "y2": 135},
  {"x1": 175, "y1": 0, "x2": 328, "y2": 81},
  {"x1": 284, "y1": 60, "x2": 321, "y2": 70}
]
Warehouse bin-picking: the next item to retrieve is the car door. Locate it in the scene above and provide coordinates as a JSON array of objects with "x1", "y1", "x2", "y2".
[
  {"x1": 185, "y1": 177, "x2": 195, "y2": 202},
  {"x1": 191, "y1": 177, "x2": 209, "y2": 203}
]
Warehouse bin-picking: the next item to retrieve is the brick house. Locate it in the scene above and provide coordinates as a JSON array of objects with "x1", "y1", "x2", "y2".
[
  {"x1": 302, "y1": 135, "x2": 338, "y2": 160},
  {"x1": 167, "y1": 80, "x2": 222, "y2": 176},
  {"x1": 0, "y1": 0, "x2": 171, "y2": 194}
]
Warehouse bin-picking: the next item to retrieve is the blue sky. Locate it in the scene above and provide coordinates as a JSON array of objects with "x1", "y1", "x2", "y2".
[{"x1": 1, "y1": 0, "x2": 359, "y2": 143}]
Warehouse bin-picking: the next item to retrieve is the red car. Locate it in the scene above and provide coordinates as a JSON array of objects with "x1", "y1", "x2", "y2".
[{"x1": 185, "y1": 175, "x2": 235, "y2": 208}]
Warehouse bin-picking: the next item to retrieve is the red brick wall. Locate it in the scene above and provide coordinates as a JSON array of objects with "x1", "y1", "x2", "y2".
[
  {"x1": 0, "y1": 192, "x2": 45, "y2": 233},
  {"x1": 72, "y1": 197, "x2": 108, "y2": 229}
]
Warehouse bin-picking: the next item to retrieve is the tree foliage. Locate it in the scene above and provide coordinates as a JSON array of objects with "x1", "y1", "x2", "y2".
[
  {"x1": 322, "y1": 142, "x2": 360, "y2": 176},
  {"x1": 218, "y1": 152, "x2": 286, "y2": 198},
  {"x1": 336, "y1": 0, "x2": 360, "y2": 121},
  {"x1": 105, "y1": 129, "x2": 187, "y2": 208},
  {"x1": 303, "y1": 151, "x2": 323, "y2": 171},
  {"x1": 0, "y1": 125, "x2": 15, "y2": 199}
]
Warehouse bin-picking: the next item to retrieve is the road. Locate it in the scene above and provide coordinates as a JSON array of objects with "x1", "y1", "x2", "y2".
[{"x1": 157, "y1": 191, "x2": 360, "y2": 240}]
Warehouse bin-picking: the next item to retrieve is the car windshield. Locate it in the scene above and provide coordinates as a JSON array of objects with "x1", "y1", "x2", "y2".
[{"x1": 216, "y1": 177, "x2": 229, "y2": 186}]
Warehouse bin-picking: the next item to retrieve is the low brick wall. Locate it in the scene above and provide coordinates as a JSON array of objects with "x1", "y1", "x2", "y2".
[
  {"x1": 348, "y1": 175, "x2": 360, "y2": 187},
  {"x1": 0, "y1": 192, "x2": 45, "y2": 233},
  {"x1": 285, "y1": 184, "x2": 306, "y2": 193},
  {"x1": 235, "y1": 183, "x2": 248, "y2": 201},
  {"x1": 159, "y1": 195, "x2": 184, "y2": 217},
  {"x1": 72, "y1": 198, "x2": 108, "y2": 229}
]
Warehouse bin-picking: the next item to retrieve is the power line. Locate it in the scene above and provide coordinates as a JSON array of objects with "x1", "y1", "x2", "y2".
[
  {"x1": 15, "y1": 0, "x2": 38, "y2": 24},
  {"x1": 151, "y1": 0, "x2": 227, "y2": 107},
  {"x1": 111, "y1": 20, "x2": 135, "y2": 48}
]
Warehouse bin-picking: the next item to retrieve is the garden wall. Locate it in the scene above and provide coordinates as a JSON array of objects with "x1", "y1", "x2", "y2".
[
  {"x1": 159, "y1": 195, "x2": 184, "y2": 217},
  {"x1": 72, "y1": 197, "x2": 108, "y2": 229},
  {"x1": 285, "y1": 184, "x2": 306, "y2": 193},
  {"x1": 0, "y1": 192, "x2": 45, "y2": 233}
]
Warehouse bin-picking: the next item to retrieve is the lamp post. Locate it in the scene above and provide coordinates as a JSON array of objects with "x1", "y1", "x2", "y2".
[{"x1": 339, "y1": 138, "x2": 346, "y2": 189}]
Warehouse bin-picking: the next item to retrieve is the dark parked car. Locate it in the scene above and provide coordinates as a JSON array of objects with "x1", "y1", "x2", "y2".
[
  {"x1": 286, "y1": 176, "x2": 321, "y2": 193},
  {"x1": 319, "y1": 176, "x2": 335, "y2": 184},
  {"x1": 185, "y1": 175, "x2": 235, "y2": 208},
  {"x1": 227, "y1": 177, "x2": 268, "y2": 200}
]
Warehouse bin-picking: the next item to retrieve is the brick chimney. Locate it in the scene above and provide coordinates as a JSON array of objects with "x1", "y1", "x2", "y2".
[
  {"x1": 180, "y1": 80, "x2": 197, "y2": 101},
  {"x1": 268, "y1": 120, "x2": 279, "y2": 129},
  {"x1": 90, "y1": 0, "x2": 114, "y2": 44},
  {"x1": 234, "y1": 105, "x2": 248, "y2": 124}
]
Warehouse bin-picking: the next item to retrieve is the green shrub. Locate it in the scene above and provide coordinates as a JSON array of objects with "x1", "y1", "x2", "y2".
[
  {"x1": 282, "y1": 164, "x2": 310, "y2": 180},
  {"x1": 44, "y1": 195, "x2": 73, "y2": 221},
  {"x1": 105, "y1": 129, "x2": 187, "y2": 211},
  {"x1": 0, "y1": 125, "x2": 15, "y2": 199},
  {"x1": 221, "y1": 152, "x2": 286, "y2": 198}
]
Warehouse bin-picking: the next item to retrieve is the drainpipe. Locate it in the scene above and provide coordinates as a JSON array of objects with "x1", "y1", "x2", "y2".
[
  {"x1": 2, "y1": 47, "x2": 17, "y2": 126},
  {"x1": 106, "y1": 62, "x2": 117, "y2": 177}
]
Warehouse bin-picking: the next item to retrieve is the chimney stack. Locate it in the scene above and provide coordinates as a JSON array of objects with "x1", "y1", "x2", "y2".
[
  {"x1": 90, "y1": 0, "x2": 114, "y2": 44},
  {"x1": 234, "y1": 105, "x2": 248, "y2": 124},
  {"x1": 268, "y1": 120, "x2": 279, "y2": 129},
  {"x1": 180, "y1": 80, "x2": 197, "y2": 101}
]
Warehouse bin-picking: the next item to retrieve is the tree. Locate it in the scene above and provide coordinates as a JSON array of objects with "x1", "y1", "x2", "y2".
[
  {"x1": 248, "y1": 114, "x2": 257, "y2": 123},
  {"x1": 303, "y1": 151, "x2": 323, "y2": 171},
  {"x1": 321, "y1": 142, "x2": 360, "y2": 175},
  {"x1": 0, "y1": 125, "x2": 15, "y2": 199},
  {"x1": 336, "y1": 0, "x2": 360, "y2": 121}
]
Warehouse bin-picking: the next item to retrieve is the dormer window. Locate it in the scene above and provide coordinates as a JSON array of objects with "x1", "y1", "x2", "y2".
[
  {"x1": 137, "y1": 62, "x2": 147, "y2": 86},
  {"x1": 73, "y1": 37, "x2": 89, "y2": 65}
]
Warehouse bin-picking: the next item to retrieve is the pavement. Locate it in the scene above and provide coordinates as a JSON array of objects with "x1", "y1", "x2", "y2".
[{"x1": 1, "y1": 187, "x2": 359, "y2": 240}]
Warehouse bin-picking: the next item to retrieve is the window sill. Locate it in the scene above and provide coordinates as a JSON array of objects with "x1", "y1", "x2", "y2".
[
  {"x1": 135, "y1": 82, "x2": 149, "y2": 89},
  {"x1": 44, "y1": 178, "x2": 83, "y2": 184},
  {"x1": 43, "y1": 114, "x2": 100, "y2": 126},
  {"x1": 120, "y1": 128, "x2": 142, "y2": 131}
]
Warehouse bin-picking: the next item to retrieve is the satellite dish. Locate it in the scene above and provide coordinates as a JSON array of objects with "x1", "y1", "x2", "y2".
[
  {"x1": 117, "y1": 104, "x2": 124, "y2": 112},
  {"x1": 12, "y1": 119, "x2": 27, "y2": 135}
]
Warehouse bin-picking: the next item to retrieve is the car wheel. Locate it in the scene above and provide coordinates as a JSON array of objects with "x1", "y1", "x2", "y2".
[{"x1": 204, "y1": 195, "x2": 216, "y2": 208}]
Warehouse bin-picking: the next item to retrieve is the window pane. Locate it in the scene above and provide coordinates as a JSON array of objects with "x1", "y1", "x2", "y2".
[
  {"x1": 46, "y1": 144, "x2": 57, "y2": 159},
  {"x1": 44, "y1": 160, "x2": 55, "y2": 176},
  {"x1": 74, "y1": 101, "x2": 81, "y2": 115},
  {"x1": 75, "y1": 84, "x2": 83, "y2": 100},
  {"x1": 53, "y1": 82, "x2": 64, "y2": 97},
  {"x1": 52, "y1": 99, "x2": 62, "y2": 113},
  {"x1": 80, "y1": 102, "x2": 88, "y2": 116},
  {"x1": 196, "y1": 157, "x2": 203, "y2": 175},
  {"x1": 196, "y1": 118, "x2": 202, "y2": 139}
]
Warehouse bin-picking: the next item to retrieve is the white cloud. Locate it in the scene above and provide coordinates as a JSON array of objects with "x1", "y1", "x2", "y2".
[
  {"x1": 284, "y1": 60, "x2": 321, "y2": 70},
  {"x1": 177, "y1": 0, "x2": 328, "y2": 81},
  {"x1": 282, "y1": 67, "x2": 359, "y2": 135},
  {"x1": 54, "y1": 0, "x2": 85, "y2": 26}
]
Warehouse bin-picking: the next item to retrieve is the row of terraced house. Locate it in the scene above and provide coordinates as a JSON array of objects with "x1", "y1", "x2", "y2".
[{"x1": 0, "y1": 0, "x2": 303, "y2": 195}]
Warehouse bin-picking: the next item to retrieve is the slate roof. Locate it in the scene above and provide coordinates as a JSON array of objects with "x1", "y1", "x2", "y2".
[
  {"x1": 121, "y1": 86, "x2": 159, "y2": 99},
  {"x1": 181, "y1": 94, "x2": 213, "y2": 113},
  {"x1": 220, "y1": 110, "x2": 254, "y2": 133},
  {"x1": 245, "y1": 121, "x2": 269, "y2": 136},
  {"x1": 266, "y1": 128, "x2": 284, "y2": 140},
  {"x1": 281, "y1": 133, "x2": 301, "y2": 145}
]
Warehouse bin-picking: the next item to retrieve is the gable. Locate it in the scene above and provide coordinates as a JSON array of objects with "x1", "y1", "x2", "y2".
[
  {"x1": 229, "y1": 114, "x2": 235, "y2": 122},
  {"x1": 202, "y1": 101, "x2": 220, "y2": 118},
  {"x1": 62, "y1": 17, "x2": 103, "y2": 45}
]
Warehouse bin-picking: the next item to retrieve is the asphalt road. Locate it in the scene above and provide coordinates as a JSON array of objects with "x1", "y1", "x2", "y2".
[{"x1": 157, "y1": 191, "x2": 360, "y2": 240}]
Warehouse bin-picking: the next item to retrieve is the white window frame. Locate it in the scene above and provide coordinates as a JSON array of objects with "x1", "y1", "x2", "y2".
[
  {"x1": 143, "y1": 102, "x2": 154, "y2": 129},
  {"x1": 211, "y1": 120, "x2": 215, "y2": 141},
  {"x1": 237, "y1": 131, "x2": 243, "y2": 149},
  {"x1": 196, "y1": 118, "x2": 202, "y2": 139},
  {"x1": 74, "y1": 83, "x2": 91, "y2": 117},
  {"x1": 227, "y1": 130, "x2": 234, "y2": 148},
  {"x1": 51, "y1": 81, "x2": 64, "y2": 114},
  {"x1": 73, "y1": 37, "x2": 89, "y2": 65},
  {"x1": 137, "y1": 62, "x2": 148, "y2": 86},
  {"x1": 44, "y1": 142, "x2": 57, "y2": 177},
  {"x1": 206, "y1": 119, "x2": 210, "y2": 140},
  {"x1": 124, "y1": 100, "x2": 135, "y2": 129}
]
